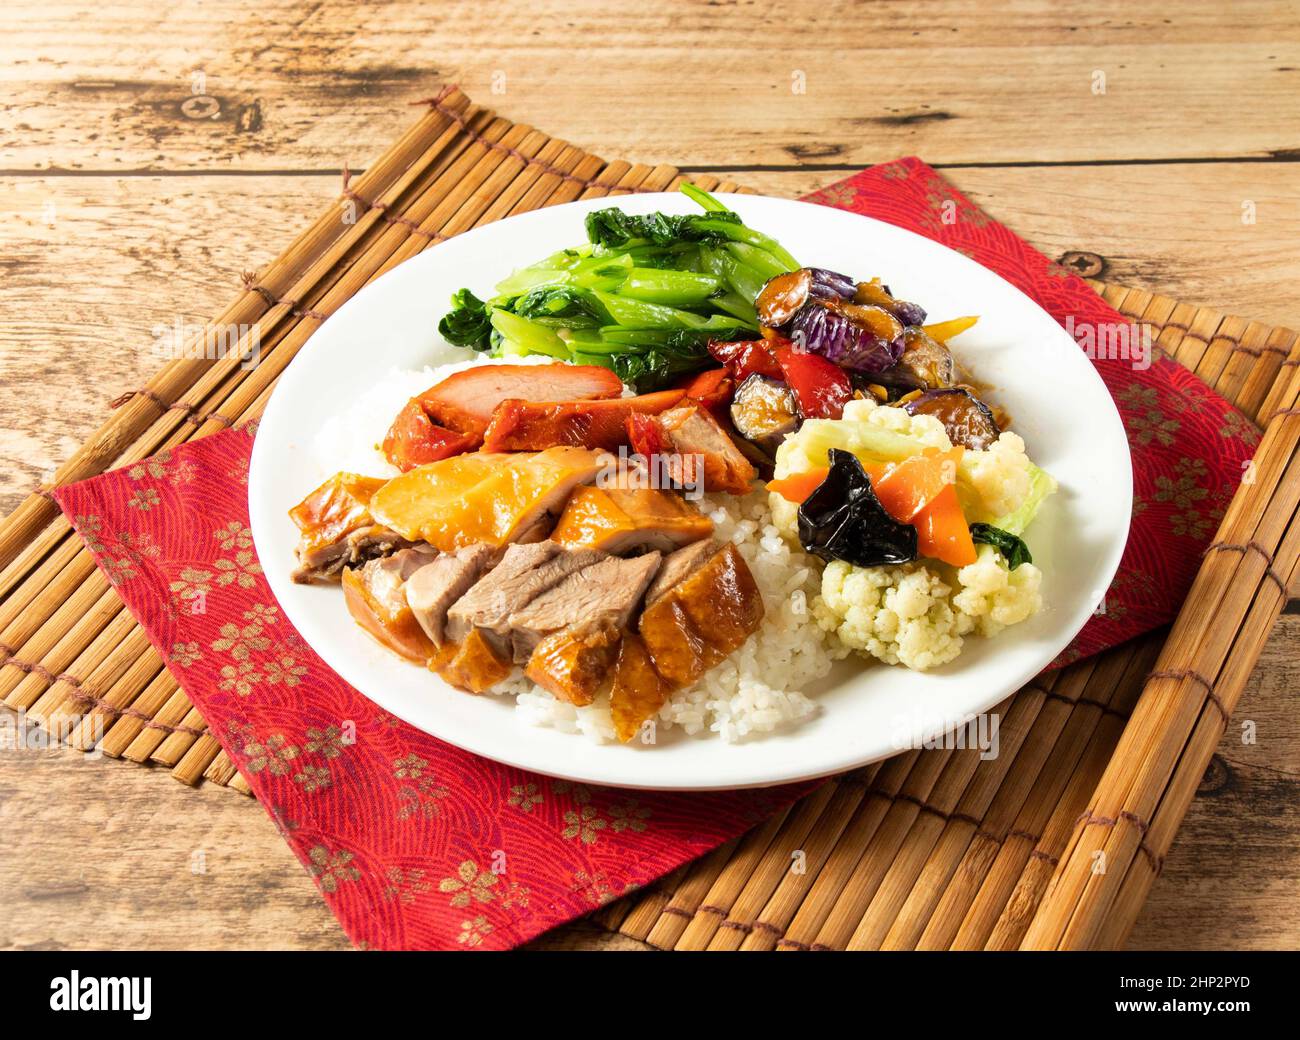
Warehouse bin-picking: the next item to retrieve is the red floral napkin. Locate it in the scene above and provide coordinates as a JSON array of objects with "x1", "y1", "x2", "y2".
[{"x1": 53, "y1": 159, "x2": 1259, "y2": 949}]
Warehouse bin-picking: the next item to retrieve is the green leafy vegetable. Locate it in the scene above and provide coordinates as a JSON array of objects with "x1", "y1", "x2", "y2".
[
  {"x1": 511, "y1": 286, "x2": 603, "y2": 327},
  {"x1": 437, "y1": 289, "x2": 492, "y2": 351},
  {"x1": 969, "y1": 523, "x2": 1033, "y2": 570},
  {"x1": 584, "y1": 207, "x2": 743, "y2": 249},
  {"x1": 992, "y1": 463, "x2": 1057, "y2": 536},
  {"x1": 436, "y1": 185, "x2": 798, "y2": 389}
]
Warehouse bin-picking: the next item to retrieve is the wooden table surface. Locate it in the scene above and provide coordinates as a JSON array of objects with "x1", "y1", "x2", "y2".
[{"x1": 1, "y1": 0, "x2": 1297, "y2": 952}]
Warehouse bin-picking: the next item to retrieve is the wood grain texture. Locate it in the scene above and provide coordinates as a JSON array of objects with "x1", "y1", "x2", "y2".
[
  {"x1": 0, "y1": 0, "x2": 1296, "y2": 951},
  {"x1": 2, "y1": 1, "x2": 1298, "y2": 170}
]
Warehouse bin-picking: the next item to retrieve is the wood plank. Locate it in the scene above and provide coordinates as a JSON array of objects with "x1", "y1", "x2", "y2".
[
  {"x1": 2, "y1": 1, "x2": 1298, "y2": 171},
  {"x1": 2, "y1": 614, "x2": 1295, "y2": 950}
]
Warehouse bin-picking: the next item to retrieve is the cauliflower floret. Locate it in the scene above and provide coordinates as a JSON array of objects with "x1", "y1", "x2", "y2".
[
  {"x1": 839, "y1": 397, "x2": 878, "y2": 422},
  {"x1": 964, "y1": 430, "x2": 1032, "y2": 519},
  {"x1": 815, "y1": 547, "x2": 1041, "y2": 671},
  {"x1": 769, "y1": 404, "x2": 1047, "y2": 671},
  {"x1": 952, "y1": 545, "x2": 1043, "y2": 637},
  {"x1": 842, "y1": 397, "x2": 952, "y2": 450},
  {"x1": 768, "y1": 488, "x2": 800, "y2": 537},
  {"x1": 815, "y1": 560, "x2": 968, "y2": 670}
]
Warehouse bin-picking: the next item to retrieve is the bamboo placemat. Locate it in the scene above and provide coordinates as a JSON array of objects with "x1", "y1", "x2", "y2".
[{"x1": 1, "y1": 88, "x2": 1296, "y2": 948}]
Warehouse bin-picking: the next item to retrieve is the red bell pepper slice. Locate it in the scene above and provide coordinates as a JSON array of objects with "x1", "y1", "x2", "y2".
[
  {"x1": 773, "y1": 345, "x2": 853, "y2": 420},
  {"x1": 674, "y1": 367, "x2": 733, "y2": 419},
  {"x1": 708, "y1": 338, "x2": 784, "y2": 382}
]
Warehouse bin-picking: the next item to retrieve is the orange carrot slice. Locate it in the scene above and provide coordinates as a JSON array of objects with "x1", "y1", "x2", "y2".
[
  {"x1": 766, "y1": 467, "x2": 829, "y2": 504},
  {"x1": 914, "y1": 484, "x2": 977, "y2": 567},
  {"x1": 870, "y1": 447, "x2": 963, "y2": 521}
]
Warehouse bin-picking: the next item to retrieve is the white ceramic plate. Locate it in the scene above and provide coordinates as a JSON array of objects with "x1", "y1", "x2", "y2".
[{"x1": 250, "y1": 193, "x2": 1131, "y2": 791}]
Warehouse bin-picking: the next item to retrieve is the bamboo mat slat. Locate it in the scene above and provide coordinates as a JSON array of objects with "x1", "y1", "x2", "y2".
[{"x1": 0, "y1": 88, "x2": 1295, "y2": 950}]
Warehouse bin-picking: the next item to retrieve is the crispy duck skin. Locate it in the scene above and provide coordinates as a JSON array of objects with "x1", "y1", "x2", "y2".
[
  {"x1": 550, "y1": 485, "x2": 713, "y2": 555},
  {"x1": 368, "y1": 447, "x2": 606, "y2": 550},
  {"x1": 481, "y1": 389, "x2": 685, "y2": 452},
  {"x1": 289, "y1": 472, "x2": 390, "y2": 584},
  {"x1": 638, "y1": 542, "x2": 764, "y2": 688},
  {"x1": 435, "y1": 628, "x2": 514, "y2": 694},
  {"x1": 341, "y1": 547, "x2": 440, "y2": 662},
  {"x1": 609, "y1": 631, "x2": 673, "y2": 743},
  {"x1": 525, "y1": 624, "x2": 623, "y2": 706},
  {"x1": 417, "y1": 363, "x2": 624, "y2": 437},
  {"x1": 644, "y1": 539, "x2": 716, "y2": 605}
]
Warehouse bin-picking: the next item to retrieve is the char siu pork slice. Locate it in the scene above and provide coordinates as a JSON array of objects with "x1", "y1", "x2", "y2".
[
  {"x1": 507, "y1": 551, "x2": 661, "y2": 663},
  {"x1": 404, "y1": 543, "x2": 494, "y2": 647},
  {"x1": 626, "y1": 401, "x2": 756, "y2": 496},
  {"x1": 417, "y1": 363, "x2": 625, "y2": 438},
  {"x1": 550, "y1": 486, "x2": 713, "y2": 555},
  {"x1": 443, "y1": 541, "x2": 603, "y2": 649},
  {"x1": 644, "y1": 538, "x2": 717, "y2": 606},
  {"x1": 481, "y1": 389, "x2": 685, "y2": 452}
]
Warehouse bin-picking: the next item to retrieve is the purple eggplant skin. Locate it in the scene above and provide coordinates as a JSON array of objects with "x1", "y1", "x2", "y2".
[
  {"x1": 867, "y1": 326, "x2": 954, "y2": 391},
  {"x1": 904, "y1": 387, "x2": 1001, "y2": 450},
  {"x1": 891, "y1": 300, "x2": 927, "y2": 326},
  {"x1": 730, "y1": 374, "x2": 800, "y2": 454},
  {"x1": 797, "y1": 449, "x2": 918, "y2": 567},
  {"x1": 853, "y1": 280, "x2": 928, "y2": 327},
  {"x1": 786, "y1": 303, "x2": 904, "y2": 373},
  {"x1": 757, "y1": 269, "x2": 914, "y2": 375},
  {"x1": 757, "y1": 267, "x2": 856, "y2": 328},
  {"x1": 808, "y1": 268, "x2": 856, "y2": 300}
]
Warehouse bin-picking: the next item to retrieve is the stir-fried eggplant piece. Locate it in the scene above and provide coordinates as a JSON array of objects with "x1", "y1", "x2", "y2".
[
  {"x1": 903, "y1": 387, "x2": 1000, "y2": 450},
  {"x1": 755, "y1": 268, "x2": 814, "y2": 327},
  {"x1": 755, "y1": 268, "x2": 903, "y2": 373},
  {"x1": 881, "y1": 326, "x2": 955, "y2": 390},
  {"x1": 797, "y1": 449, "x2": 918, "y2": 567},
  {"x1": 729, "y1": 374, "x2": 799, "y2": 453},
  {"x1": 852, "y1": 278, "x2": 927, "y2": 327}
]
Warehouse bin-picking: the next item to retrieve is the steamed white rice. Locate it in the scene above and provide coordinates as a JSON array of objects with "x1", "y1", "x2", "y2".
[{"x1": 313, "y1": 357, "x2": 835, "y2": 744}]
